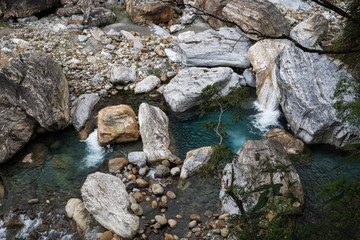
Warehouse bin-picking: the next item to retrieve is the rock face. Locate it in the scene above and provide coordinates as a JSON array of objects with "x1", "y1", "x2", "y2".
[
  {"x1": 71, "y1": 93, "x2": 100, "y2": 131},
  {"x1": 0, "y1": 96, "x2": 37, "y2": 163},
  {"x1": 192, "y1": 0, "x2": 290, "y2": 40},
  {"x1": 83, "y1": 7, "x2": 116, "y2": 27},
  {"x1": 180, "y1": 147, "x2": 212, "y2": 180},
  {"x1": 163, "y1": 67, "x2": 240, "y2": 112},
  {"x1": 138, "y1": 103, "x2": 172, "y2": 165},
  {"x1": 177, "y1": 28, "x2": 251, "y2": 68},
  {"x1": 1, "y1": 0, "x2": 61, "y2": 18},
  {"x1": 137, "y1": 1, "x2": 174, "y2": 24},
  {"x1": 265, "y1": 129, "x2": 309, "y2": 155},
  {"x1": 247, "y1": 39, "x2": 293, "y2": 110},
  {"x1": 274, "y1": 45, "x2": 360, "y2": 146},
  {"x1": 220, "y1": 139, "x2": 304, "y2": 214},
  {"x1": 81, "y1": 172, "x2": 139, "y2": 239},
  {"x1": 290, "y1": 14, "x2": 328, "y2": 48},
  {"x1": 97, "y1": 105, "x2": 140, "y2": 146},
  {"x1": 110, "y1": 65, "x2": 137, "y2": 85},
  {"x1": 134, "y1": 75, "x2": 161, "y2": 94}
]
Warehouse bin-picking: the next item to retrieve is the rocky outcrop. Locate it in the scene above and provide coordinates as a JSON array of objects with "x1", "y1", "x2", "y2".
[
  {"x1": 191, "y1": 0, "x2": 290, "y2": 40},
  {"x1": 137, "y1": 1, "x2": 174, "y2": 24},
  {"x1": 138, "y1": 103, "x2": 172, "y2": 165},
  {"x1": 97, "y1": 105, "x2": 140, "y2": 146},
  {"x1": 134, "y1": 75, "x2": 161, "y2": 94},
  {"x1": 247, "y1": 39, "x2": 293, "y2": 110},
  {"x1": 274, "y1": 45, "x2": 360, "y2": 146},
  {"x1": 57, "y1": 0, "x2": 100, "y2": 17},
  {"x1": 177, "y1": 28, "x2": 251, "y2": 68},
  {"x1": 265, "y1": 129, "x2": 309, "y2": 156},
  {"x1": 220, "y1": 139, "x2": 304, "y2": 214},
  {"x1": 290, "y1": 14, "x2": 328, "y2": 48},
  {"x1": 1, "y1": 0, "x2": 61, "y2": 18},
  {"x1": 180, "y1": 147, "x2": 212, "y2": 180},
  {"x1": 0, "y1": 96, "x2": 37, "y2": 163},
  {"x1": 71, "y1": 93, "x2": 100, "y2": 131},
  {"x1": 163, "y1": 67, "x2": 240, "y2": 112},
  {"x1": 81, "y1": 172, "x2": 139, "y2": 239},
  {"x1": 83, "y1": 7, "x2": 116, "y2": 27},
  {"x1": 65, "y1": 198, "x2": 90, "y2": 235}
]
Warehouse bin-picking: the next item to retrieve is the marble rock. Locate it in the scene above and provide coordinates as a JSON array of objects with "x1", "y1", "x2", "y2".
[{"x1": 180, "y1": 147, "x2": 212, "y2": 180}]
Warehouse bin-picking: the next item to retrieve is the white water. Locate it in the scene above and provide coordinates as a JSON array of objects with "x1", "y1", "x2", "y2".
[
  {"x1": 15, "y1": 214, "x2": 43, "y2": 239},
  {"x1": 0, "y1": 219, "x2": 6, "y2": 240},
  {"x1": 251, "y1": 101, "x2": 281, "y2": 134},
  {"x1": 81, "y1": 129, "x2": 106, "y2": 168}
]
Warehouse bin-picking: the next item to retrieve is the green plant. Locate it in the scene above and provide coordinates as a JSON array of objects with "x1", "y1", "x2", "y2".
[{"x1": 147, "y1": 68, "x2": 162, "y2": 78}]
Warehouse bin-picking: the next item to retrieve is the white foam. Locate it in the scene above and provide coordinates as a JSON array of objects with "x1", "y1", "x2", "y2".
[
  {"x1": 251, "y1": 101, "x2": 281, "y2": 134},
  {"x1": 0, "y1": 219, "x2": 6, "y2": 240},
  {"x1": 15, "y1": 214, "x2": 43, "y2": 239},
  {"x1": 81, "y1": 129, "x2": 106, "y2": 168}
]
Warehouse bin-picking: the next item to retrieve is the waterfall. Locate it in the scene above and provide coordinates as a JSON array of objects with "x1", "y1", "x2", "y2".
[
  {"x1": 81, "y1": 129, "x2": 106, "y2": 168},
  {"x1": 252, "y1": 100, "x2": 281, "y2": 134}
]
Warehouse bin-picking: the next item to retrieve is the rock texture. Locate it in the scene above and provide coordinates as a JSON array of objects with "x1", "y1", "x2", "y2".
[
  {"x1": 81, "y1": 172, "x2": 139, "y2": 239},
  {"x1": 71, "y1": 93, "x2": 100, "y2": 131},
  {"x1": 83, "y1": 7, "x2": 116, "y2": 27},
  {"x1": 110, "y1": 65, "x2": 137, "y2": 85},
  {"x1": 1, "y1": 0, "x2": 61, "y2": 18},
  {"x1": 290, "y1": 14, "x2": 328, "y2": 48},
  {"x1": 180, "y1": 147, "x2": 212, "y2": 180},
  {"x1": 274, "y1": 45, "x2": 360, "y2": 146},
  {"x1": 177, "y1": 28, "x2": 251, "y2": 68},
  {"x1": 220, "y1": 139, "x2": 304, "y2": 214},
  {"x1": 97, "y1": 105, "x2": 140, "y2": 146},
  {"x1": 65, "y1": 198, "x2": 90, "y2": 235},
  {"x1": 138, "y1": 103, "x2": 172, "y2": 164},
  {"x1": 163, "y1": 67, "x2": 240, "y2": 112},
  {"x1": 134, "y1": 75, "x2": 161, "y2": 94},
  {"x1": 265, "y1": 129, "x2": 309, "y2": 155},
  {"x1": 137, "y1": 1, "x2": 174, "y2": 24}
]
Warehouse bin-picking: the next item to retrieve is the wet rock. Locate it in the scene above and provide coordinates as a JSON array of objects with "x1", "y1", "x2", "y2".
[
  {"x1": 97, "y1": 105, "x2": 140, "y2": 146},
  {"x1": 100, "y1": 231, "x2": 113, "y2": 240},
  {"x1": 131, "y1": 203, "x2": 143, "y2": 216},
  {"x1": 133, "y1": 192, "x2": 143, "y2": 202},
  {"x1": 65, "y1": 198, "x2": 90, "y2": 235},
  {"x1": 166, "y1": 191, "x2": 176, "y2": 199},
  {"x1": 139, "y1": 166, "x2": 149, "y2": 176},
  {"x1": 138, "y1": 1, "x2": 174, "y2": 24},
  {"x1": 170, "y1": 167, "x2": 180, "y2": 176},
  {"x1": 154, "y1": 165, "x2": 170, "y2": 178},
  {"x1": 108, "y1": 157, "x2": 129, "y2": 173},
  {"x1": 180, "y1": 146, "x2": 212, "y2": 180},
  {"x1": 188, "y1": 220, "x2": 197, "y2": 229},
  {"x1": 84, "y1": 7, "x2": 116, "y2": 27},
  {"x1": 110, "y1": 65, "x2": 137, "y2": 85},
  {"x1": 28, "y1": 198, "x2": 39, "y2": 204},
  {"x1": 1, "y1": 0, "x2": 60, "y2": 18},
  {"x1": 266, "y1": 129, "x2": 310, "y2": 156},
  {"x1": 220, "y1": 139, "x2": 304, "y2": 214},
  {"x1": 190, "y1": 214, "x2": 201, "y2": 222},
  {"x1": 155, "y1": 215, "x2": 167, "y2": 225},
  {"x1": 136, "y1": 178, "x2": 148, "y2": 188},
  {"x1": 151, "y1": 183, "x2": 164, "y2": 196},
  {"x1": 177, "y1": 28, "x2": 251, "y2": 68},
  {"x1": 163, "y1": 67, "x2": 238, "y2": 113},
  {"x1": 168, "y1": 219, "x2": 177, "y2": 228},
  {"x1": 138, "y1": 103, "x2": 172, "y2": 164},
  {"x1": 81, "y1": 172, "x2": 139, "y2": 238},
  {"x1": 71, "y1": 93, "x2": 100, "y2": 131},
  {"x1": 134, "y1": 75, "x2": 161, "y2": 94}
]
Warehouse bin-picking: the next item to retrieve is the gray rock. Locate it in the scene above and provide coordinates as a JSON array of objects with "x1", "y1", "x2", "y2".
[
  {"x1": 155, "y1": 215, "x2": 167, "y2": 225},
  {"x1": 78, "y1": 35, "x2": 89, "y2": 42},
  {"x1": 170, "y1": 24, "x2": 185, "y2": 33},
  {"x1": 274, "y1": 45, "x2": 360, "y2": 146},
  {"x1": 134, "y1": 75, "x2": 161, "y2": 94},
  {"x1": 220, "y1": 139, "x2": 304, "y2": 214},
  {"x1": 290, "y1": 14, "x2": 328, "y2": 48},
  {"x1": 71, "y1": 93, "x2": 100, "y2": 131},
  {"x1": 17, "y1": 16, "x2": 38, "y2": 22},
  {"x1": 84, "y1": 7, "x2": 116, "y2": 27},
  {"x1": 106, "y1": 44, "x2": 116, "y2": 50},
  {"x1": 128, "y1": 152, "x2": 147, "y2": 168},
  {"x1": 90, "y1": 27, "x2": 111, "y2": 44},
  {"x1": 177, "y1": 28, "x2": 251, "y2": 68},
  {"x1": 139, "y1": 166, "x2": 149, "y2": 176},
  {"x1": 170, "y1": 167, "x2": 181, "y2": 176},
  {"x1": 243, "y1": 69, "x2": 256, "y2": 88},
  {"x1": 120, "y1": 30, "x2": 135, "y2": 40},
  {"x1": 84, "y1": 37, "x2": 103, "y2": 53},
  {"x1": 110, "y1": 65, "x2": 137, "y2": 85},
  {"x1": 149, "y1": 24, "x2": 170, "y2": 37},
  {"x1": 138, "y1": 103, "x2": 172, "y2": 164},
  {"x1": 67, "y1": 24, "x2": 85, "y2": 30},
  {"x1": 81, "y1": 172, "x2": 139, "y2": 238},
  {"x1": 163, "y1": 67, "x2": 237, "y2": 112},
  {"x1": 164, "y1": 49, "x2": 180, "y2": 63},
  {"x1": 154, "y1": 165, "x2": 170, "y2": 178},
  {"x1": 106, "y1": 29, "x2": 120, "y2": 37},
  {"x1": 180, "y1": 147, "x2": 212, "y2": 180}
]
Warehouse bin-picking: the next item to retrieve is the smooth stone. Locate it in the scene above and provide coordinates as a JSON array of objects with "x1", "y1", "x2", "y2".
[
  {"x1": 108, "y1": 157, "x2": 129, "y2": 173},
  {"x1": 71, "y1": 93, "x2": 100, "y2": 131},
  {"x1": 133, "y1": 192, "x2": 143, "y2": 202},
  {"x1": 131, "y1": 203, "x2": 143, "y2": 216},
  {"x1": 110, "y1": 65, "x2": 137, "y2": 85},
  {"x1": 166, "y1": 191, "x2": 176, "y2": 199},
  {"x1": 154, "y1": 165, "x2": 170, "y2": 178},
  {"x1": 155, "y1": 215, "x2": 167, "y2": 225},
  {"x1": 168, "y1": 219, "x2": 177, "y2": 228},
  {"x1": 188, "y1": 220, "x2": 197, "y2": 229},
  {"x1": 128, "y1": 151, "x2": 147, "y2": 168},
  {"x1": 151, "y1": 183, "x2": 164, "y2": 196},
  {"x1": 170, "y1": 167, "x2": 180, "y2": 176},
  {"x1": 136, "y1": 179, "x2": 148, "y2": 188},
  {"x1": 134, "y1": 75, "x2": 161, "y2": 94}
]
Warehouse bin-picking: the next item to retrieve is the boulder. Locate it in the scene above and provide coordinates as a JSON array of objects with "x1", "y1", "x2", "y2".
[
  {"x1": 65, "y1": 198, "x2": 90, "y2": 235},
  {"x1": 273, "y1": 45, "x2": 360, "y2": 146},
  {"x1": 128, "y1": 151, "x2": 147, "y2": 168},
  {"x1": 1, "y1": 0, "x2": 61, "y2": 18},
  {"x1": 84, "y1": 7, "x2": 116, "y2": 27},
  {"x1": 134, "y1": 75, "x2": 161, "y2": 94},
  {"x1": 138, "y1": 103, "x2": 172, "y2": 164},
  {"x1": 243, "y1": 69, "x2": 256, "y2": 88},
  {"x1": 265, "y1": 129, "x2": 309, "y2": 155},
  {"x1": 247, "y1": 39, "x2": 293, "y2": 110},
  {"x1": 57, "y1": 5, "x2": 82, "y2": 17},
  {"x1": 0, "y1": 96, "x2": 37, "y2": 163},
  {"x1": 137, "y1": 1, "x2": 174, "y2": 24},
  {"x1": 180, "y1": 147, "x2": 212, "y2": 180},
  {"x1": 97, "y1": 105, "x2": 140, "y2": 146},
  {"x1": 71, "y1": 93, "x2": 100, "y2": 131},
  {"x1": 81, "y1": 172, "x2": 139, "y2": 238},
  {"x1": 163, "y1": 67, "x2": 239, "y2": 112},
  {"x1": 110, "y1": 65, "x2": 137, "y2": 85},
  {"x1": 220, "y1": 139, "x2": 304, "y2": 214},
  {"x1": 108, "y1": 157, "x2": 129, "y2": 173},
  {"x1": 290, "y1": 14, "x2": 328, "y2": 48},
  {"x1": 177, "y1": 28, "x2": 251, "y2": 68}
]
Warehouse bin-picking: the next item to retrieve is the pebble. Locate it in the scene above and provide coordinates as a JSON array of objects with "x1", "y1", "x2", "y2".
[
  {"x1": 204, "y1": 210, "x2": 212, "y2": 218},
  {"x1": 221, "y1": 228, "x2": 229, "y2": 237},
  {"x1": 133, "y1": 192, "x2": 143, "y2": 202},
  {"x1": 168, "y1": 219, "x2": 177, "y2": 228},
  {"x1": 188, "y1": 220, "x2": 197, "y2": 229},
  {"x1": 190, "y1": 213, "x2": 201, "y2": 222},
  {"x1": 170, "y1": 167, "x2": 181, "y2": 176},
  {"x1": 131, "y1": 203, "x2": 143, "y2": 216},
  {"x1": 155, "y1": 215, "x2": 167, "y2": 225},
  {"x1": 136, "y1": 178, "x2": 148, "y2": 188},
  {"x1": 28, "y1": 198, "x2": 39, "y2": 204},
  {"x1": 151, "y1": 183, "x2": 164, "y2": 195},
  {"x1": 166, "y1": 191, "x2": 176, "y2": 199}
]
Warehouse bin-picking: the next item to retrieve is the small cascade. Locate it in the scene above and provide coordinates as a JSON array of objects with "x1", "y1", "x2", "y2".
[
  {"x1": 251, "y1": 100, "x2": 281, "y2": 134},
  {"x1": 15, "y1": 214, "x2": 43, "y2": 239},
  {"x1": 81, "y1": 129, "x2": 106, "y2": 168}
]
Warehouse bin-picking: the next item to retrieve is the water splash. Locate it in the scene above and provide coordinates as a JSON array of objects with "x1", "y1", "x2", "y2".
[
  {"x1": 81, "y1": 129, "x2": 106, "y2": 168},
  {"x1": 15, "y1": 214, "x2": 43, "y2": 239},
  {"x1": 251, "y1": 101, "x2": 281, "y2": 134},
  {"x1": 0, "y1": 219, "x2": 6, "y2": 240}
]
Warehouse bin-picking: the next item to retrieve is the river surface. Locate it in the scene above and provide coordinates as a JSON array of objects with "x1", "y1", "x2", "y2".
[{"x1": 0, "y1": 91, "x2": 359, "y2": 239}]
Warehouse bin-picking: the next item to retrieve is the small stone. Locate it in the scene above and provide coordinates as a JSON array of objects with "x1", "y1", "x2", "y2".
[
  {"x1": 191, "y1": 227, "x2": 201, "y2": 233},
  {"x1": 216, "y1": 219, "x2": 226, "y2": 229},
  {"x1": 175, "y1": 214, "x2": 182, "y2": 219},
  {"x1": 166, "y1": 191, "x2": 176, "y2": 199},
  {"x1": 154, "y1": 165, "x2": 170, "y2": 178},
  {"x1": 28, "y1": 198, "x2": 39, "y2": 204},
  {"x1": 155, "y1": 215, "x2": 167, "y2": 225},
  {"x1": 160, "y1": 75, "x2": 167, "y2": 82},
  {"x1": 151, "y1": 200, "x2": 158, "y2": 209},
  {"x1": 136, "y1": 179, "x2": 148, "y2": 188},
  {"x1": 108, "y1": 157, "x2": 129, "y2": 173},
  {"x1": 221, "y1": 228, "x2": 229, "y2": 238},
  {"x1": 106, "y1": 44, "x2": 116, "y2": 50},
  {"x1": 218, "y1": 213, "x2": 230, "y2": 220},
  {"x1": 131, "y1": 203, "x2": 143, "y2": 216},
  {"x1": 164, "y1": 233, "x2": 175, "y2": 240},
  {"x1": 139, "y1": 166, "x2": 149, "y2": 176},
  {"x1": 128, "y1": 174, "x2": 136, "y2": 180},
  {"x1": 159, "y1": 201, "x2": 168, "y2": 209},
  {"x1": 168, "y1": 219, "x2": 177, "y2": 228},
  {"x1": 170, "y1": 167, "x2": 180, "y2": 176},
  {"x1": 133, "y1": 192, "x2": 143, "y2": 202},
  {"x1": 190, "y1": 214, "x2": 201, "y2": 222},
  {"x1": 161, "y1": 159, "x2": 171, "y2": 167},
  {"x1": 188, "y1": 220, "x2": 197, "y2": 229},
  {"x1": 99, "y1": 231, "x2": 113, "y2": 240},
  {"x1": 154, "y1": 222, "x2": 161, "y2": 229},
  {"x1": 185, "y1": 231, "x2": 192, "y2": 238},
  {"x1": 151, "y1": 183, "x2": 164, "y2": 195}
]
